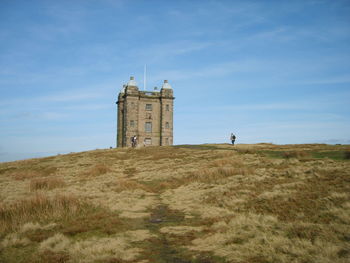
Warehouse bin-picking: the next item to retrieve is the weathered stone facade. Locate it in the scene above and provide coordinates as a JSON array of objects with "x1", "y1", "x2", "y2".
[{"x1": 116, "y1": 77, "x2": 174, "y2": 147}]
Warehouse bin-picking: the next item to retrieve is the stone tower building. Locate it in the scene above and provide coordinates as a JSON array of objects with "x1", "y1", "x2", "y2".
[{"x1": 116, "y1": 76, "x2": 174, "y2": 147}]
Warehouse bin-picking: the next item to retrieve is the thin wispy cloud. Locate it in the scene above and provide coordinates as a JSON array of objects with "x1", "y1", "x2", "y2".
[{"x1": 0, "y1": 0, "x2": 349, "y2": 162}]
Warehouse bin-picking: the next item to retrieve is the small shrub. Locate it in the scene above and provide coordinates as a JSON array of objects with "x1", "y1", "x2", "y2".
[{"x1": 30, "y1": 177, "x2": 65, "y2": 191}]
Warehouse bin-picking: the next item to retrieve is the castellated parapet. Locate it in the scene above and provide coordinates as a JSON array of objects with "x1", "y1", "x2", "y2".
[{"x1": 116, "y1": 77, "x2": 174, "y2": 147}]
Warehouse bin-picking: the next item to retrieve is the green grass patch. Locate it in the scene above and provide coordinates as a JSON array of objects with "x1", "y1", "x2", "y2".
[{"x1": 311, "y1": 151, "x2": 350, "y2": 160}]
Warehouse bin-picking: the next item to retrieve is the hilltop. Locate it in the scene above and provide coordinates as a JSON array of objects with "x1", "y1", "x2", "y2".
[{"x1": 0, "y1": 144, "x2": 349, "y2": 263}]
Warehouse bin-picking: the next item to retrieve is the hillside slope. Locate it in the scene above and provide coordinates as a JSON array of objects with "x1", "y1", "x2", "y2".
[{"x1": 0, "y1": 144, "x2": 349, "y2": 263}]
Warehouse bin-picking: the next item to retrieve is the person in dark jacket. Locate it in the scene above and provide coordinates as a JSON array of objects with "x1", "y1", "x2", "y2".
[
  {"x1": 131, "y1": 135, "x2": 137, "y2": 147},
  {"x1": 230, "y1": 133, "x2": 236, "y2": 145}
]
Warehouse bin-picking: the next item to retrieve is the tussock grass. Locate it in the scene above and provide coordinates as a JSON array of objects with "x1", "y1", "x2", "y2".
[
  {"x1": 11, "y1": 169, "x2": 56, "y2": 180},
  {"x1": 189, "y1": 213, "x2": 347, "y2": 263},
  {"x1": 84, "y1": 163, "x2": 110, "y2": 176},
  {"x1": 0, "y1": 194, "x2": 83, "y2": 233},
  {"x1": 10, "y1": 170, "x2": 44, "y2": 180},
  {"x1": 189, "y1": 166, "x2": 254, "y2": 184},
  {"x1": 5, "y1": 166, "x2": 58, "y2": 180},
  {"x1": 235, "y1": 148, "x2": 257, "y2": 154},
  {"x1": 113, "y1": 178, "x2": 151, "y2": 192},
  {"x1": 208, "y1": 158, "x2": 243, "y2": 167},
  {"x1": 37, "y1": 230, "x2": 155, "y2": 263},
  {"x1": 244, "y1": 168, "x2": 350, "y2": 223},
  {"x1": 29, "y1": 177, "x2": 65, "y2": 191},
  {"x1": 123, "y1": 167, "x2": 138, "y2": 177},
  {"x1": 0, "y1": 143, "x2": 349, "y2": 263},
  {"x1": 153, "y1": 165, "x2": 254, "y2": 191}
]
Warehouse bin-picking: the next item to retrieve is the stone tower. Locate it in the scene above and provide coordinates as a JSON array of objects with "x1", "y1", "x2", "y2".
[{"x1": 116, "y1": 76, "x2": 174, "y2": 147}]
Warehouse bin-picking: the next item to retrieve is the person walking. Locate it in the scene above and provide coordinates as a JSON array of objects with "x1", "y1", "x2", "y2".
[
  {"x1": 230, "y1": 133, "x2": 236, "y2": 145},
  {"x1": 133, "y1": 135, "x2": 137, "y2": 147},
  {"x1": 131, "y1": 135, "x2": 137, "y2": 148}
]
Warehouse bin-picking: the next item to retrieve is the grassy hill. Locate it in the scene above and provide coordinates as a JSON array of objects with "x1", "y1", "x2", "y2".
[{"x1": 0, "y1": 144, "x2": 349, "y2": 263}]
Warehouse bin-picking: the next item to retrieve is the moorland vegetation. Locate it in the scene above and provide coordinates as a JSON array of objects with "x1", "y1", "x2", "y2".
[{"x1": 0, "y1": 143, "x2": 349, "y2": 263}]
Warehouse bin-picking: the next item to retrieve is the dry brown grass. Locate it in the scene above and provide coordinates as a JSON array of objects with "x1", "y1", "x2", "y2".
[
  {"x1": 155, "y1": 166, "x2": 254, "y2": 190},
  {"x1": 207, "y1": 156, "x2": 243, "y2": 167},
  {"x1": 0, "y1": 194, "x2": 83, "y2": 233},
  {"x1": 10, "y1": 170, "x2": 44, "y2": 180},
  {"x1": 8, "y1": 167, "x2": 58, "y2": 180},
  {"x1": 0, "y1": 143, "x2": 349, "y2": 263},
  {"x1": 112, "y1": 178, "x2": 151, "y2": 192},
  {"x1": 123, "y1": 167, "x2": 138, "y2": 177},
  {"x1": 243, "y1": 167, "x2": 350, "y2": 223},
  {"x1": 189, "y1": 166, "x2": 254, "y2": 183},
  {"x1": 29, "y1": 177, "x2": 66, "y2": 191},
  {"x1": 84, "y1": 163, "x2": 110, "y2": 176},
  {"x1": 189, "y1": 213, "x2": 347, "y2": 263}
]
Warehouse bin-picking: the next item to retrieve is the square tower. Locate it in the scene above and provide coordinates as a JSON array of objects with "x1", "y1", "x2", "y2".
[{"x1": 116, "y1": 77, "x2": 174, "y2": 147}]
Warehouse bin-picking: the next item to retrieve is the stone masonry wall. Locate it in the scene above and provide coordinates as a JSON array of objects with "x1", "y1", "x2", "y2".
[{"x1": 116, "y1": 80, "x2": 174, "y2": 147}]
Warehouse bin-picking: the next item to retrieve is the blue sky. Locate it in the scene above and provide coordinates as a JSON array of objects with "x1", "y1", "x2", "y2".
[{"x1": 1, "y1": 0, "x2": 350, "y2": 162}]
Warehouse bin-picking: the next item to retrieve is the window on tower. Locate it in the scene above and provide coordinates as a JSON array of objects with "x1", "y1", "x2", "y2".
[
  {"x1": 165, "y1": 122, "x2": 170, "y2": 129},
  {"x1": 130, "y1": 120, "x2": 135, "y2": 127},
  {"x1": 145, "y1": 122, "x2": 152, "y2": 132},
  {"x1": 145, "y1": 104, "x2": 152, "y2": 111},
  {"x1": 166, "y1": 104, "x2": 169, "y2": 111}
]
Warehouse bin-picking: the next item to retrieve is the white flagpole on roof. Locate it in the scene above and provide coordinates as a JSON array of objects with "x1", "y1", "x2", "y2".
[{"x1": 144, "y1": 64, "x2": 147, "y2": 91}]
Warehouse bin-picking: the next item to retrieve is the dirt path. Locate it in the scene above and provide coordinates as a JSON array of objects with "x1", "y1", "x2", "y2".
[
  {"x1": 140, "y1": 199, "x2": 221, "y2": 263},
  {"x1": 143, "y1": 203, "x2": 192, "y2": 263}
]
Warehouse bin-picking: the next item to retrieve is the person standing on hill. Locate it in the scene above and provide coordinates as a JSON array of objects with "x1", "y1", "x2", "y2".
[
  {"x1": 230, "y1": 133, "x2": 236, "y2": 145},
  {"x1": 133, "y1": 135, "x2": 137, "y2": 147},
  {"x1": 131, "y1": 135, "x2": 137, "y2": 147}
]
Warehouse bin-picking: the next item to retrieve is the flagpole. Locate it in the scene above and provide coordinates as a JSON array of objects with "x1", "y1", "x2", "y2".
[{"x1": 144, "y1": 64, "x2": 146, "y2": 91}]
